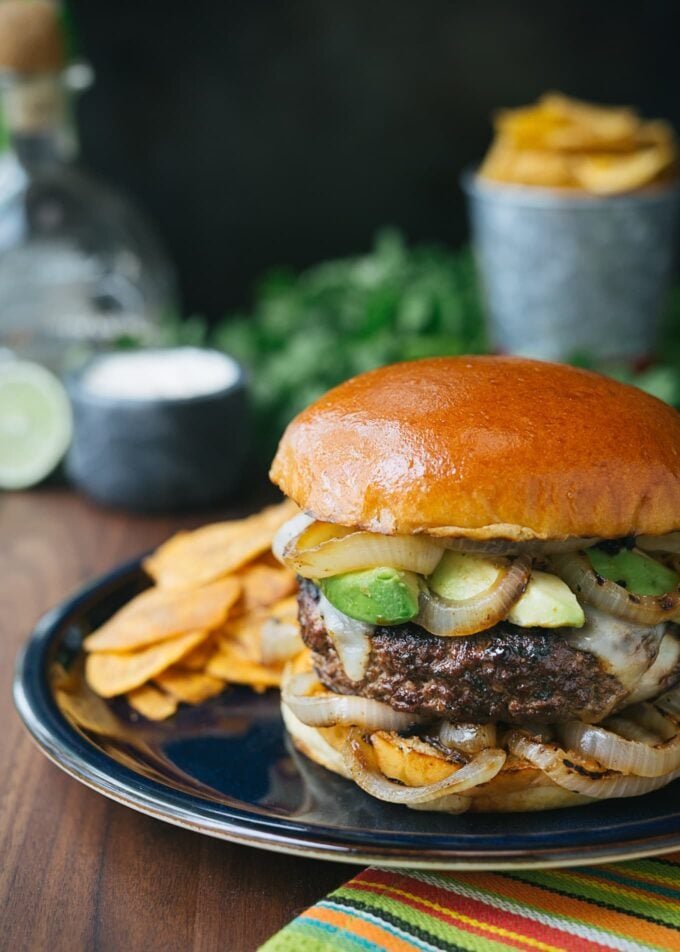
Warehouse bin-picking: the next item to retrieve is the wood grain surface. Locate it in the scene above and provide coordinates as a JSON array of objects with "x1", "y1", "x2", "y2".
[{"x1": 0, "y1": 489, "x2": 357, "y2": 952}]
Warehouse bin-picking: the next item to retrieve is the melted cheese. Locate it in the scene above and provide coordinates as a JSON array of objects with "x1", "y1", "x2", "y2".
[
  {"x1": 564, "y1": 607, "x2": 665, "y2": 693},
  {"x1": 318, "y1": 594, "x2": 374, "y2": 682}
]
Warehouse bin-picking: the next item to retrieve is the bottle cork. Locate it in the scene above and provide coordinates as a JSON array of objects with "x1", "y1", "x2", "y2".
[{"x1": 0, "y1": 1, "x2": 65, "y2": 74}]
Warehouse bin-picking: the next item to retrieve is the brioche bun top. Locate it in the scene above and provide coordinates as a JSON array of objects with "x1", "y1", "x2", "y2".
[{"x1": 269, "y1": 356, "x2": 680, "y2": 540}]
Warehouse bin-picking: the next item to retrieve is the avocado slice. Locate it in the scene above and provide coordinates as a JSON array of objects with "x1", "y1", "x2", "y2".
[
  {"x1": 586, "y1": 546, "x2": 679, "y2": 596},
  {"x1": 428, "y1": 551, "x2": 503, "y2": 600},
  {"x1": 320, "y1": 566, "x2": 420, "y2": 625},
  {"x1": 428, "y1": 551, "x2": 585, "y2": 629},
  {"x1": 508, "y1": 570, "x2": 585, "y2": 628}
]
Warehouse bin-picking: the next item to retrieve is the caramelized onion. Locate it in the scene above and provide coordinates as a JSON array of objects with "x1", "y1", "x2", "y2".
[
  {"x1": 343, "y1": 728, "x2": 505, "y2": 807},
  {"x1": 416, "y1": 555, "x2": 531, "y2": 636},
  {"x1": 525, "y1": 537, "x2": 599, "y2": 555},
  {"x1": 442, "y1": 537, "x2": 597, "y2": 556},
  {"x1": 628, "y1": 703, "x2": 679, "y2": 740},
  {"x1": 441, "y1": 538, "x2": 519, "y2": 556},
  {"x1": 657, "y1": 684, "x2": 680, "y2": 717},
  {"x1": 406, "y1": 795, "x2": 473, "y2": 813},
  {"x1": 283, "y1": 672, "x2": 422, "y2": 731},
  {"x1": 560, "y1": 705, "x2": 680, "y2": 777},
  {"x1": 279, "y1": 520, "x2": 444, "y2": 579},
  {"x1": 508, "y1": 729, "x2": 680, "y2": 798},
  {"x1": 439, "y1": 722, "x2": 497, "y2": 753},
  {"x1": 638, "y1": 532, "x2": 680, "y2": 556},
  {"x1": 623, "y1": 632, "x2": 680, "y2": 705},
  {"x1": 604, "y1": 716, "x2": 659, "y2": 745},
  {"x1": 551, "y1": 551, "x2": 680, "y2": 625},
  {"x1": 272, "y1": 512, "x2": 315, "y2": 564}
]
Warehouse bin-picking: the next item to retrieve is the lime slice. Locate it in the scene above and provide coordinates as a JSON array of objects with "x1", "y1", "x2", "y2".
[{"x1": 0, "y1": 361, "x2": 73, "y2": 489}]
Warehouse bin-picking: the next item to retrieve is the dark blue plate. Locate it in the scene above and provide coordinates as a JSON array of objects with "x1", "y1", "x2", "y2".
[{"x1": 13, "y1": 560, "x2": 680, "y2": 869}]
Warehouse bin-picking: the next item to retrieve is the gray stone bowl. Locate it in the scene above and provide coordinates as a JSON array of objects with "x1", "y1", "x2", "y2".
[
  {"x1": 65, "y1": 349, "x2": 250, "y2": 511},
  {"x1": 463, "y1": 171, "x2": 680, "y2": 362}
]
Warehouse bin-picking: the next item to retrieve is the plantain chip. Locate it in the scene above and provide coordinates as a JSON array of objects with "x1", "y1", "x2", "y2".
[
  {"x1": 480, "y1": 93, "x2": 677, "y2": 194},
  {"x1": 154, "y1": 667, "x2": 225, "y2": 704},
  {"x1": 207, "y1": 638, "x2": 283, "y2": 690},
  {"x1": 571, "y1": 145, "x2": 675, "y2": 194},
  {"x1": 144, "y1": 500, "x2": 298, "y2": 590},
  {"x1": 235, "y1": 560, "x2": 297, "y2": 615},
  {"x1": 179, "y1": 635, "x2": 218, "y2": 671},
  {"x1": 83, "y1": 577, "x2": 240, "y2": 653},
  {"x1": 85, "y1": 630, "x2": 209, "y2": 697},
  {"x1": 127, "y1": 683, "x2": 179, "y2": 720},
  {"x1": 83, "y1": 502, "x2": 301, "y2": 715}
]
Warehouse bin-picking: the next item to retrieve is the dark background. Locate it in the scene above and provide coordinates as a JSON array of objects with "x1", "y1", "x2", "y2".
[{"x1": 69, "y1": 0, "x2": 680, "y2": 319}]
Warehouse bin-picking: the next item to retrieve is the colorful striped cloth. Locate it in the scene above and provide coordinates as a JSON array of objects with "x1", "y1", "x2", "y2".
[{"x1": 259, "y1": 852, "x2": 680, "y2": 951}]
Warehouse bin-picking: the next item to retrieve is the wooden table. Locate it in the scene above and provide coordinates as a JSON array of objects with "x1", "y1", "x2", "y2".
[{"x1": 0, "y1": 489, "x2": 357, "y2": 952}]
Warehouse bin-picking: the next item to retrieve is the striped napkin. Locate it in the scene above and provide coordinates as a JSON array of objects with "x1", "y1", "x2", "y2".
[{"x1": 259, "y1": 852, "x2": 680, "y2": 951}]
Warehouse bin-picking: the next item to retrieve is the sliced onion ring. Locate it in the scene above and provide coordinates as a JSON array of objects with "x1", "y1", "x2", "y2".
[
  {"x1": 406, "y1": 794, "x2": 473, "y2": 813},
  {"x1": 283, "y1": 672, "x2": 423, "y2": 731},
  {"x1": 416, "y1": 554, "x2": 531, "y2": 637},
  {"x1": 602, "y1": 716, "x2": 659, "y2": 745},
  {"x1": 272, "y1": 512, "x2": 315, "y2": 564},
  {"x1": 439, "y1": 722, "x2": 497, "y2": 753},
  {"x1": 343, "y1": 728, "x2": 505, "y2": 807},
  {"x1": 637, "y1": 532, "x2": 680, "y2": 556},
  {"x1": 627, "y1": 702, "x2": 679, "y2": 740},
  {"x1": 560, "y1": 705, "x2": 680, "y2": 777},
  {"x1": 551, "y1": 551, "x2": 680, "y2": 625},
  {"x1": 657, "y1": 684, "x2": 680, "y2": 716},
  {"x1": 279, "y1": 520, "x2": 444, "y2": 579},
  {"x1": 507, "y1": 729, "x2": 680, "y2": 799}
]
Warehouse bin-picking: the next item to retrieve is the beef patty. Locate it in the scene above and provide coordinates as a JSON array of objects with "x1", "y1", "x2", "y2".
[{"x1": 298, "y1": 579, "x2": 635, "y2": 724}]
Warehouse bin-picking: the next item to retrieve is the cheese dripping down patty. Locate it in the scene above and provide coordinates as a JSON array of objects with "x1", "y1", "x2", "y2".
[
  {"x1": 563, "y1": 608, "x2": 667, "y2": 703},
  {"x1": 318, "y1": 595, "x2": 373, "y2": 682}
]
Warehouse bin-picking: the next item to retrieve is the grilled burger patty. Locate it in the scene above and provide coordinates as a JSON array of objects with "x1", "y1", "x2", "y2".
[{"x1": 298, "y1": 579, "x2": 657, "y2": 724}]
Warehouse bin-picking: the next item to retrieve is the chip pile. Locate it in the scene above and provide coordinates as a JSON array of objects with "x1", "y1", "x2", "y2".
[
  {"x1": 479, "y1": 93, "x2": 678, "y2": 194},
  {"x1": 83, "y1": 500, "x2": 302, "y2": 720}
]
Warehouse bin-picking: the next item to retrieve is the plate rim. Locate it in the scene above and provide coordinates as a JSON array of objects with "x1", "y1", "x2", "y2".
[{"x1": 13, "y1": 558, "x2": 680, "y2": 870}]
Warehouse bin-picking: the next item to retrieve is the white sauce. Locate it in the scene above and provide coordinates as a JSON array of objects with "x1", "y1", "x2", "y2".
[
  {"x1": 564, "y1": 607, "x2": 665, "y2": 694},
  {"x1": 318, "y1": 594, "x2": 374, "y2": 682},
  {"x1": 82, "y1": 348, "x2": 239, "y2": 400}
]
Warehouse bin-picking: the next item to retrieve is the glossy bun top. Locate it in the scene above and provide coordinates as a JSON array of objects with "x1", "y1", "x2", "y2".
[{"x1": 270, "y1": 356, "x2": 680, "y2": 540}]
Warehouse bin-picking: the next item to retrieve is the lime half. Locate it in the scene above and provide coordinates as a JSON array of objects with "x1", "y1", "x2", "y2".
[{"x1": 0, "y1": 361, "x2": 73, "y2": 490}]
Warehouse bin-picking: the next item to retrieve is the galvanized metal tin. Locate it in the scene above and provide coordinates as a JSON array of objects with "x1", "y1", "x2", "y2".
[{"x1": 463, "y1": 172, "x2": 680, "y2": 361}]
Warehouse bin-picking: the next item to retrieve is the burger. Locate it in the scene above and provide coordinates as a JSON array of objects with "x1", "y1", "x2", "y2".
[{"x1": 269, "y1": 356, "x2": 680, "y2": 813}]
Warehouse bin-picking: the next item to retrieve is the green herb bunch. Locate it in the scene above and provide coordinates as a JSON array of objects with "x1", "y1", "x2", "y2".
[
  {"x1": 212, "y1": 229, "x2": 487, "y2": 456},
  {"x1": 161, "y1": 230, "x2": 680, "y2": 460}
]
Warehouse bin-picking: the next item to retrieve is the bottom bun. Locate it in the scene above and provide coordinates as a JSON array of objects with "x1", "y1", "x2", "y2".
[{"x1": 281, "y1": 655, "x2": 680, "y2": 814}]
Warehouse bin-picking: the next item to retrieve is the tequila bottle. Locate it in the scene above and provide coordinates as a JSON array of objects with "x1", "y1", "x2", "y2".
[{"x1": 0, "y1": 2, "x2": 175, "y2": 375}]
